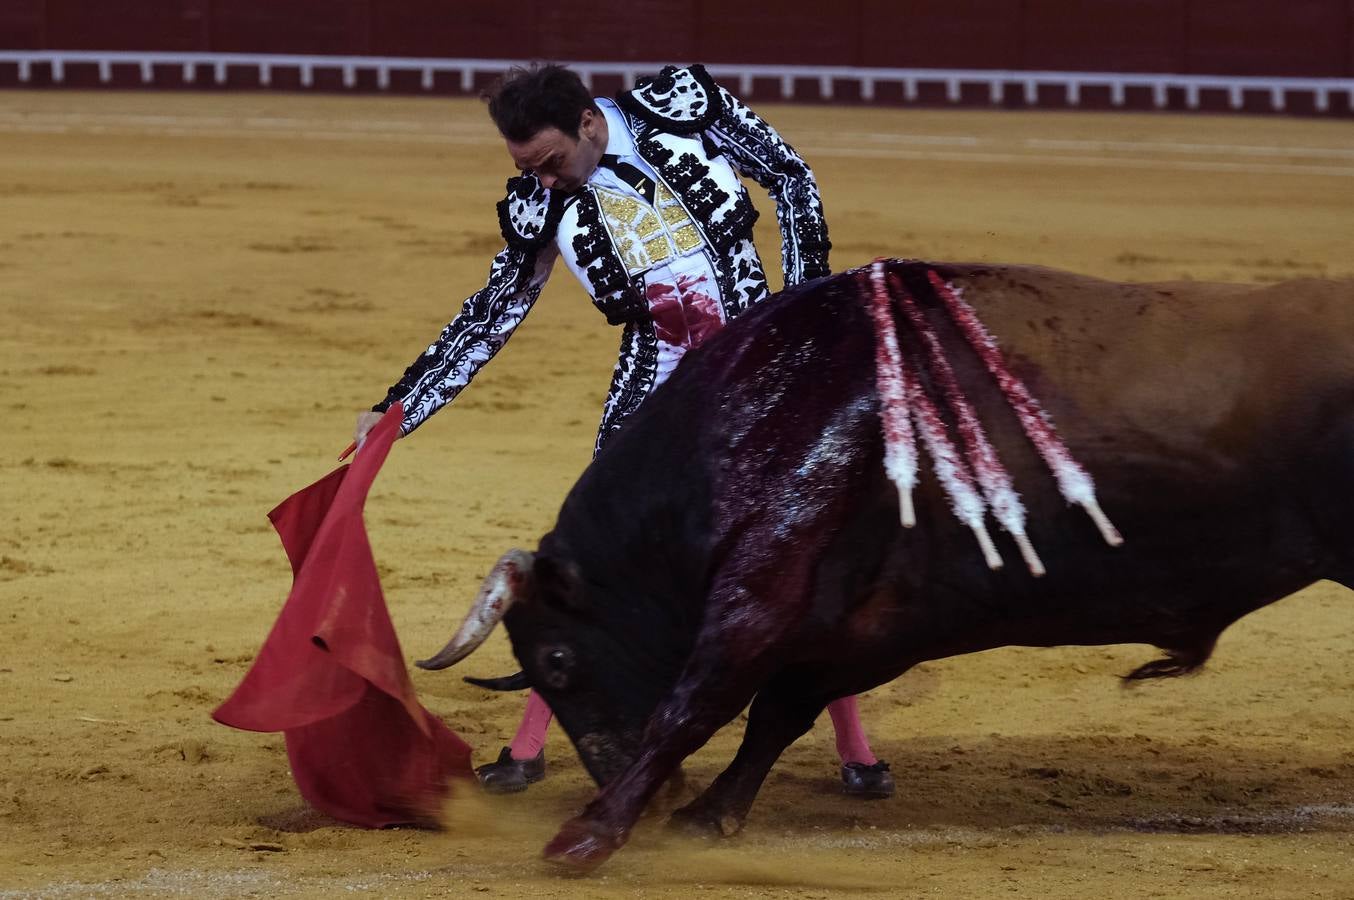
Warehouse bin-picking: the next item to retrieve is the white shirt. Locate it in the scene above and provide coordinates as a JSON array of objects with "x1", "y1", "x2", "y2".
[{"x1": 561, "y1": 97, "x2": 725, "y2": 383}]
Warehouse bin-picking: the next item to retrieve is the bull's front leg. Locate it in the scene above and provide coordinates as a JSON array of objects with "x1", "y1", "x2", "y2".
[
  {"x1": 543, "y1": 469, "x2": 848, "y2": 872},
  {"x1": 543, "y1": 583, "x2": 790, "y2": 870},
  {"x1": 542, "y1": 651, "x2": 774, "y2": 868}
]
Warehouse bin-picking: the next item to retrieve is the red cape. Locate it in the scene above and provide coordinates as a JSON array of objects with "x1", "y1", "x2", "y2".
[{"x1": 213, "y1": 404, "x2": 473, "y2": 827}]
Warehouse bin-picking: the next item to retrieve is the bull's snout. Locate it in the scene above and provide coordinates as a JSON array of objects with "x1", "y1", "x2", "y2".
[{"x1": 574, "y1": 730, "x2": 641, "y2": 787}]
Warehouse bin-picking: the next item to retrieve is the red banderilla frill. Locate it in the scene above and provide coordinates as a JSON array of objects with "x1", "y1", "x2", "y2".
[
  {"x1": 864, "y1": 259, "x2": 1121, "y2": 575},
  {"x1": 864, "y1": 262, "x2": 918, "y2": 527},
  {"x1": 926, "y1": 269, "x2": 1123, "y2": 549}
]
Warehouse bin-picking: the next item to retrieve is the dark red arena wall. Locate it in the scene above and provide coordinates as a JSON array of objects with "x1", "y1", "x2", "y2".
[
  {"x1": 1187, "y1": 0, "x2": 1352, "y2": 77},
  {"x1": 1020, "y1": 0, "x2": 1187, "y2": 74},
  {"x1": 860, "y1": 0, "x2": 1023, "y2": 70},
  {"x1": 0, "y1": 0, "x2": 48, "y2": 50},
  {"x1": 209, "y1": 0, "x2": 369, "y2": 55},
  {"x1": 3, "y1": 0, "x2": 1353, "y2": 78},
  {"x1": 699, "y1": 0, "x2": 860, "y2": 67},
  {"x1": 40, "y1": 0, "x2": 209, "y2": 51},
  {"x1": 371, "y1": 0, "x2": 541, "y2": 59}
]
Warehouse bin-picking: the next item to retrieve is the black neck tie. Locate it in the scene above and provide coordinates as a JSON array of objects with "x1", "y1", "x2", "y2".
[{"x1": 598, "y1": 154, "x2": 656, "y2": 206}]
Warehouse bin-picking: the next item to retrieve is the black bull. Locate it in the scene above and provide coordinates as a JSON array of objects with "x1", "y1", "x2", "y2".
[{"x1": 419, "y1": 260, "x2": 1354, "y2": 869}]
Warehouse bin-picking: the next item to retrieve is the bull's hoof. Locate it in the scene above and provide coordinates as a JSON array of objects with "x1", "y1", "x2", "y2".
[
  {"x1": 667, "y1": 803, "x2": 743, "y2": 839},
  {"x1": 542, "y1": 816, "x2": 623, "y2": 872}
]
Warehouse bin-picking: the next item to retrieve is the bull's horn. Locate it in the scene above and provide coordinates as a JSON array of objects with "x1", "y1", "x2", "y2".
[{"x1": 415, "y1": 549, "x2": 535, "y2": 671}]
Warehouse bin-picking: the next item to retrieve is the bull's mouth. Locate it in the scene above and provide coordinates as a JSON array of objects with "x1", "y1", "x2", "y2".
[{"x1": 573, "y1": 731, "x2": 640, "y2": 786}]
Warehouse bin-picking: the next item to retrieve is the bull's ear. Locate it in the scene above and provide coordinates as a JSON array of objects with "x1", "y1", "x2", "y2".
[{"x1": 532, "y1": 554, "x2": 584, "y2": 612}]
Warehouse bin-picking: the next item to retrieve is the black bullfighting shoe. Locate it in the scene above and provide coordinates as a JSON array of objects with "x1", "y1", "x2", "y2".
[
  {"x1": 476, "y1": 746, "x2": 546, "y2": 794},
  {"x1": 841, "y1": 760, "x2": 895, "y2": 799}
]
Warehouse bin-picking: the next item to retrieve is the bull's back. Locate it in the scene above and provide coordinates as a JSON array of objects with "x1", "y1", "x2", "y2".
[
  {"x1": 581, "y1": 262, "x2": 1354, "y2": 671},
  {"x1": 652, "y1": 261, "x2": 1354, "y2": 538},
  {"x1": 888, "y1": 265, "x2": 1354, "y2": 657},
  {"x1": 942, "y1": 265, "x2": 1354, "y2": 471}
]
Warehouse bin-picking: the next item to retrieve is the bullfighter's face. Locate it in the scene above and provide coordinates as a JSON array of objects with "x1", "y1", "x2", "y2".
[
  {"x1": 505, "y1": 107, "x2": 607, "y2": 195},
  {"x1": 502, "y1": 554, "x2": 669, "y2": 786}
]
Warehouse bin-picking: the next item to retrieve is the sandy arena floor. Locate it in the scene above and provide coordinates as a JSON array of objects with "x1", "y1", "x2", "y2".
[{"x1": 1, "y1": 90, "x2": 1352, "y2": 898}]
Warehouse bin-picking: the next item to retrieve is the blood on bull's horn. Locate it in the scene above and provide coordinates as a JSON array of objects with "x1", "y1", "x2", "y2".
[{"x1": 415, "y1": 549, "x2": 535, "y2": 671}]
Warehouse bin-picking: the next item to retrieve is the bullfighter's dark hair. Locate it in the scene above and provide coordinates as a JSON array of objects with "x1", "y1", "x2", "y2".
[{"x1": 483, "y1": 64, "x2": 600, "y2": 143}]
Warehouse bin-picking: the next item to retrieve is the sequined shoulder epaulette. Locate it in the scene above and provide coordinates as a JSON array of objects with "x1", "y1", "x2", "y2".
[
  {"x1": 617, "y1": 64, "x2": 724, "y2": 135},
  {"x1": 496, "y1": 174, "x2": 565, "y2": 251}
]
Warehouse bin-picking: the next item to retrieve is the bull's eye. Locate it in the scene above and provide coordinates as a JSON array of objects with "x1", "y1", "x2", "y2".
[{"x1": 537, "y1": 644, "x2": 575, "y2": 690}]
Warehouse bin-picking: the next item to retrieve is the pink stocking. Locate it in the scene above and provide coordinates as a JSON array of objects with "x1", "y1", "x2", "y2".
[
  {"x1": 827, "y1": 695, "x2": 878, "y2": 765},
  {"x1": 507, "y1": 690, "x2": 554, "y2": 760}
]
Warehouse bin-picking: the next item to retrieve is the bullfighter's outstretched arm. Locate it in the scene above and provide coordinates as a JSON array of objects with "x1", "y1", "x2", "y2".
[
  {"x1": 703, "y1": 86, "x2": 831, "y2": 287},
  {"x1": 374, "y1": 243, "x2": 557, "y2": 435}
]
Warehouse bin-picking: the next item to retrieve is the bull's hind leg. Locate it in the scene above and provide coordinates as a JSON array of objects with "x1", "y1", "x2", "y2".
[{"x1": 667, "y1": 672, "x2": 826, "y2": 839}]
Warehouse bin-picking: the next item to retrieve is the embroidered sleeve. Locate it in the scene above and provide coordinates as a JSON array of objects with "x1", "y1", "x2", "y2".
[
  {"x1": 703, "y1": 84, "x2": 831, "y2": 286},
  {"x1": 594, "y1": 318, "x2": 659, "y2": 456},
  {"x1": 373, "y1": 243, "x2": 557, "y2": 434}
]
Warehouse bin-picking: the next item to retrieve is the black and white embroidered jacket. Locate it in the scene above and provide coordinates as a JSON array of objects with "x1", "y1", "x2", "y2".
[{"x1": 375, "y1": 64, "x2": 830, "y2": 452}]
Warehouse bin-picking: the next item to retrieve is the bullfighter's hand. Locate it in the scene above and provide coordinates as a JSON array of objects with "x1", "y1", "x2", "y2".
[{"x1": 353, "y1": 410, "x2": 385, "y2": 449}]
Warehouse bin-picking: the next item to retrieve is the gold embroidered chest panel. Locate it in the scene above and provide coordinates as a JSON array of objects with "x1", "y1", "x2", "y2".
[{"x1": 594, "y1": 181, "x2": 705, "y2": 276}]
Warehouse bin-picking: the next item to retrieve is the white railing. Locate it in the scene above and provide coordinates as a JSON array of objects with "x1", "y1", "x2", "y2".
[{"x1": 1, "y1": 51, "x2": 1351, "y2": 114}]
